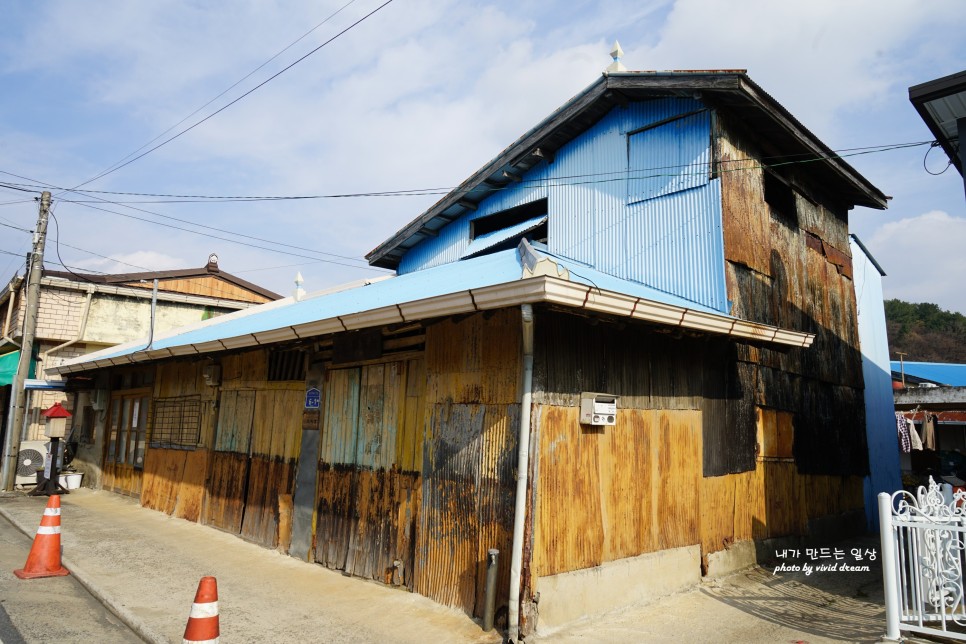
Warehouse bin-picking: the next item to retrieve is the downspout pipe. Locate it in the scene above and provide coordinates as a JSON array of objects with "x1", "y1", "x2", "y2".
[
  {"x1": 508, "y1": 303, "x2": 534, "y2": 643},
  {"x1": 0, "y1": 276, "x2": 24, "y2": 350},
  {"x1": 39, "y1": 285, "x2": 94, "y2": 369}
]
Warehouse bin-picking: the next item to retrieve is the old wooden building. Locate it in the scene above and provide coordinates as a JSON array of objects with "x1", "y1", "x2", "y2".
[{"x1": 51, "y1": 71, "x2": 887, "y2": 638}]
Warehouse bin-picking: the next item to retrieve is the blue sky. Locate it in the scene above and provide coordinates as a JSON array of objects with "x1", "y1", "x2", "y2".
[{"x1": 1, "y1": 0, "x2": 964, "y2": 312}]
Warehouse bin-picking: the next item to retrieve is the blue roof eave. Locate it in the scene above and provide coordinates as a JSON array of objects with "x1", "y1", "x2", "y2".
[{"x1": 49, "y1": 244, "x2": 815, "y2": 375}]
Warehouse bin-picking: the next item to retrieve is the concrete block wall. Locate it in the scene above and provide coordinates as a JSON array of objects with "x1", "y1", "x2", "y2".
[{"x1": 34, "y1": 287, "x2": 89, "y2": 342}]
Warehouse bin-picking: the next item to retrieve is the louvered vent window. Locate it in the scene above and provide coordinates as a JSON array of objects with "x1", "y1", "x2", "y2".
[
  {"x1": 268, "y1": 348, "x2": 306, "y2": 381},
  {"x1": 463, "y1": 198, "x2": 548, "y2": 259}
]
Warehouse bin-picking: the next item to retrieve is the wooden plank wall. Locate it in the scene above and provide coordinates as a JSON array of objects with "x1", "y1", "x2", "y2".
[
  {"x1": 120, "y1": 275, "x2": 274, "y2": 303},
  {"x1": 204, "y1": 348, "x2": 303, "y2": 548},
  {"x1": 314, "y1": 358, "x2": 425, "y2": 588},
  {"x1": 718, "y1": 120, "x2": 868, "y2": 477},
  {"x1": 140, "y1": 361, "x2": 215, "y2": 521},
  {"x1": 416, "y1": 308, "x2": 521, "y2": 617}
]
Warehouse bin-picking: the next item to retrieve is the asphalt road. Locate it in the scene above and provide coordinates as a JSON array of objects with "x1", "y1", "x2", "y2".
[{"x1": 0, "y1": 503, "x2": 142, "y2": 644}]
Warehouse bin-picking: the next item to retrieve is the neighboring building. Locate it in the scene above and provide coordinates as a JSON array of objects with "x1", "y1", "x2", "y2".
[
  {"x1": 0, "y1": 256, "x2": 279, "y2": 461},
  {"x1": 893, "y1": 361, "x2": 966, "y2": 478},
  {"x1": 48, "y1": 70, "x2": 887, "y2": 637},
  {"x1": 909, "y1": 69, "x2": 966, "y2": 198},
  {"x1": 849, "y1": 235, "x2": 901, "y2": 529}
]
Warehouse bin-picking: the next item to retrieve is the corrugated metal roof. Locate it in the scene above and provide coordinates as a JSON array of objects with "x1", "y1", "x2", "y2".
[
  {"x1": 367, "y1": 71, "x2": 889, "y2": 270},
  {"x1": 50, "y1": 243, "x2": 815, "y2": 375},
  {"x1": 461, "y1": 215, "x2": 547, "y2": 259},
  {"x1": 890, "y1": 361, "x2": 966, "y2": 387}
]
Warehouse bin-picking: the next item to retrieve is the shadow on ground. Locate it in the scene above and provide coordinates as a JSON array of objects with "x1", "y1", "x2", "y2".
[{"x1": 702, "y1": 535, "x2": 885, "y2": 643}]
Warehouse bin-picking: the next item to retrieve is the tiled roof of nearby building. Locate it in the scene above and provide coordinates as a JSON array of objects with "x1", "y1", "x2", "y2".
[{"x1": 43, "y1": 255, "x2": 281, "y2": 303}]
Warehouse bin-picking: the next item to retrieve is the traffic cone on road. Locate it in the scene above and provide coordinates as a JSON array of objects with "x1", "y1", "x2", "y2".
[
  {"x1": 14, "y1": 494, "x2": 70, "y2": 579},
  {"x1": 183, "y1": 576, "x2": 220, "y2": 644}
]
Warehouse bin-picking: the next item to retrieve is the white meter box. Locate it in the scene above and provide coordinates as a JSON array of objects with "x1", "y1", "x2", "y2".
[{"x1": 579, "y1": 392, "x2": 618, "y2": 426}]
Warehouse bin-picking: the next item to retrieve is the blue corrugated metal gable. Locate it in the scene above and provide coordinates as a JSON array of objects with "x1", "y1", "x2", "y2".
[{"x1": 398, "y1": 98, "x2": 728, "y2": 313}]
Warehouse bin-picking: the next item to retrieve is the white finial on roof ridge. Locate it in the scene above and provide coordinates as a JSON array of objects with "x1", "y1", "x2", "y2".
[
  {"x1": 606, "y1": 40, "x2": 627, "y2": 73},
  {"x1": 294, "y1": 272, "x2": 305, "y2": 302}
]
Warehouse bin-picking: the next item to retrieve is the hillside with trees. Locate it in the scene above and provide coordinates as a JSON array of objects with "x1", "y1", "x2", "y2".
[{"x1": 884, "y1": 299, "x2": 966, "y2": 363}]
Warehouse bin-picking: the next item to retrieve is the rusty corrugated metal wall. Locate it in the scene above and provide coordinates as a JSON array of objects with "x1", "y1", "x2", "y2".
[
  {"x1": 718, "y1": 119, "x2": 868, "y2": 476},
  {"x1": 415, "y1": 308, "x2": 520, "y2": 617},
  {"x1": 310, "y1": 309, "x2": 521, "y2": 618},
  {"x1": 529, "y1": 309, "x2": 865, "y2": 584}
]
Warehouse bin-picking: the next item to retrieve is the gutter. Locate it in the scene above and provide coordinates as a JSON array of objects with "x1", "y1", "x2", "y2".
[
  {"x1": 47, "y1": 274, "x2": 815, "y2": 376},
  {"x1": 508, "y1": 304, "x2": 535, "y2": 642}
]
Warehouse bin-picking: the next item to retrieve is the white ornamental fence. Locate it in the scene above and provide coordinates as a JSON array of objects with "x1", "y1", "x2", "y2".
[{"x1": 880, "y1": 478, "x2": 966, "y2": 641}]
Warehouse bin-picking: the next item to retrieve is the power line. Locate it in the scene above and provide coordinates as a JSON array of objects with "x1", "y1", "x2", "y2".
[
  {"x1": 76, "y1": 0, "x2": 362, "y2": 190},
  {"x1": 8, "y1": 139, "x2": 932, "y2": 205},
  {"x1": 67, "y1": 199, "x2": 388, "y2": 272},
  {"x1": 73, "y1": 0, "x2": 396, "y2": 188},
  {"x1": 0, "y1": 169, "x2": 372, "y2": 264}
]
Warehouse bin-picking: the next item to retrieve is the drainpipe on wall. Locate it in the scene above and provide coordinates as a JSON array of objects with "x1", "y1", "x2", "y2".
[
  {"x1": 508, "y1": 303, "x2": 535, "y2": 643},
  {"x1": 0, "y1": 276, "x2": 24, "y2": 350},
  {"x1": 39, "y1": 285, "x2": 94, "y2": 370}
]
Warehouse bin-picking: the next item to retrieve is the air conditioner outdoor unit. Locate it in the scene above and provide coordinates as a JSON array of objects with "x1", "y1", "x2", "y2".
[{"x1": 15, "y1": 440, "x2": 49, "y2": 486}]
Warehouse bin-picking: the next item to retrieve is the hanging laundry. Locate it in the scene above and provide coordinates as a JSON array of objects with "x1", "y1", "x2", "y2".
[
  {"x1": 908, "y1": 419, "x2": 923, "y2": 451},
  {"x1": 896, "y1": 412, "x2": 911, "y2": 453},
  {"x1": 923, "y1": 414, "x2": 937, "y2": 451}
]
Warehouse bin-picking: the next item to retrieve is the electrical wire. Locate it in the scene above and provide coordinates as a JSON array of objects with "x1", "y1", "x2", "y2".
[
  {"x1": 0, "y1": 138, "x2": 933, "y2": 280},
  {"x1": 923, "y1": 141, "x2": 953, "y2": 176},
  {"x1": 0, "y1": 169, "x2": 373, "y2": 265},
  {"x1": 72, "y1": 0, "x2": 396, "y2": 189},
  {"x1": 76, "y1": 0, "x2": 362, "y2": 190},
  {"x1": 8, "y1": 140, "x2": 933, "y2": 206}
]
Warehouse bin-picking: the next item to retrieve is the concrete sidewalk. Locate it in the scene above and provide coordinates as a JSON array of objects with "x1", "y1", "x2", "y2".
[
  {"x1": 0, "y1": 489, "x2": 499, "y2": 644},
  {"x1": 2, "y1": 488, "x2": 908, "y2": 643}
]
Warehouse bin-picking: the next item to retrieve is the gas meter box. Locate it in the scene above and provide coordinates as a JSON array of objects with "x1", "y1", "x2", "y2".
[{"x1": 579, "y1": 392, "x2": 618, "y2": 426}]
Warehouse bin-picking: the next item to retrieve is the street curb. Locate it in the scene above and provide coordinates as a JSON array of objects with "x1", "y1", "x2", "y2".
[{"x1": 0, "y1": 502, "x2": 170, "y2": 644}]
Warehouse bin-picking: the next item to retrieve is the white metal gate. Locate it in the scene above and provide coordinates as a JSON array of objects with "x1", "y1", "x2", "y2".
[{"x1": 880, "y1": 478, "x2": 966, "y2": 641}]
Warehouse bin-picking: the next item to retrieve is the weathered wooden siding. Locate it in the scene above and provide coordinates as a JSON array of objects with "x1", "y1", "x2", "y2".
[
  {"x1": 206, "y1": 371, "x2": 303, "y2": 548},
  {"x1": 135, "y1": 361, "x2": 214, "y2": 519},
  {"x1": 120, "y1": 275, "x2": 274, "y2": 303},
  {"x1": 719, "y1": 120, "x2": 867, "y2": 477},
  {"x1": 314, "y1": 358, "x2": 424, "y2": 586}
]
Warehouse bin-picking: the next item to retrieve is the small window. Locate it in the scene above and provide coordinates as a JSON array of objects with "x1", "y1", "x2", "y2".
[
  {"x1": 471, "y1": 199, "x2": 548, "y2": 239},
  {"x1": 763, "y1": 171, "x2": 798, "y2": 227}
]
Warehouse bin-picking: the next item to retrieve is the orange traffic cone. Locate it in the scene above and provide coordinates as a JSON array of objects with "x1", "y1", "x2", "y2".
[
  {"x1": 14, "y1": 494, "x2": 70, "y2": 579},
  {"x1": 183, "y1": 576, "x2": 220, "y2": 644}
]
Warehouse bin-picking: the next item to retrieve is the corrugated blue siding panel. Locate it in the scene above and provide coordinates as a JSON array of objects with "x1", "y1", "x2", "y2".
[
  {"x1": 398, "y1": 180, "x2": 549, "y2": 274},
  {"x1": 850, "y1": 238, "x2": 901, "y2": 529},
  {"x1": 628, "y1": 111, "x2": 710, "y2": 203},
  {"x1": 398, "y1": 97, "x2": 728, "y2": 312}
]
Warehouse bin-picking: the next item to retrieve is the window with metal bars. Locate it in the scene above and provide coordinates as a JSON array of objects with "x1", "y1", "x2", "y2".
[{"x1": 150, "y1": 395, "x2": 202, "y2": 449}]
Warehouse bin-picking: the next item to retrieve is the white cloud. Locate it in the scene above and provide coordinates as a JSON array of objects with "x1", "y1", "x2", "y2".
[
  {"x1": 1, "y1": 0, "x2": 965, "y2": 302},
  {"x1": 867, "y1": 211, "x2": 966, "y2": 314}
]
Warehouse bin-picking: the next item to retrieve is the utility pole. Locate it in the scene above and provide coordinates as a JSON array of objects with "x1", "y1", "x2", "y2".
[{"x1": 2, "y1": 191, "x2": 50, "y2": 491}]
